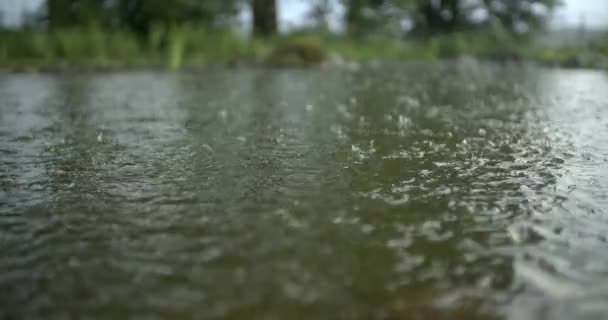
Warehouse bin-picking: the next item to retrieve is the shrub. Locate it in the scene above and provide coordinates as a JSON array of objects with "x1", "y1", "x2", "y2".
[{"x1": 266, "y1": 36, "x2": 328, "y2": 66}]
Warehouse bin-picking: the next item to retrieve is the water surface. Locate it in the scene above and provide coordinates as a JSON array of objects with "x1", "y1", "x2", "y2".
[{"x1": 1, "y1": 63, "x2": 608, "y2": 320}]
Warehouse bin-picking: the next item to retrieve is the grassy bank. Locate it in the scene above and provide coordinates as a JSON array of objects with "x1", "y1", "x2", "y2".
[
  {"x1": 1, "y1": 26, "x2": 607, "y2": 71},
  {"x1": 0, "y1": 26, "x2": 263, "y2": 71}
]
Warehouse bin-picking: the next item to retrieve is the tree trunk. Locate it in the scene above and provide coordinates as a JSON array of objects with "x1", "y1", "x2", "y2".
[
  {"x1": 252, "y1": 0, "x2": 277, "y2": 37},
  {"x1": 344, "y1": 0, "x2": 364, "y2": 37},
  {"x1": 47, "y1": 0, "x2": 72, "y2": 29}
]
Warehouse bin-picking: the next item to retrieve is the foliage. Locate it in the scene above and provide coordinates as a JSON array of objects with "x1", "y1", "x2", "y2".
[
  {"x1": 20, "y1": 0, "x2": 565, "y2": 41},
  {"x1": 43, "y1": 0, "x2": 244, "y2": 35},
  {"x1": 339, "y1": 0, "x2": 561, "y2": 38}
]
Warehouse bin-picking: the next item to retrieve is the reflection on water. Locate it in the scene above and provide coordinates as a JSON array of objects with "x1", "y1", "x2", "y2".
[{"x1": 0, "y1": 64, "x2": 607, "y2": 320}]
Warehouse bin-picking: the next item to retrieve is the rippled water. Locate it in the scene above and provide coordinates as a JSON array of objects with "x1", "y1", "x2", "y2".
[{"x1": 1, "y1": 63, "x2": 608, "y2": 320}]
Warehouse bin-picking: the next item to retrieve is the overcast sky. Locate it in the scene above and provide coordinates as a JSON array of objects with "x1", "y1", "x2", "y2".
[
  {"x1": 552, "y1": 0, "x2": 608, "y2": 28},
  {"x1": 1, "y1": 0, "x2": 607, "y2": 30}
]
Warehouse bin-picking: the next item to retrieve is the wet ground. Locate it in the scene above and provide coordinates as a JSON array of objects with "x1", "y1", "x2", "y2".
[{"x1": 1, "y1": 62, "x2": 608, "y2": 320}]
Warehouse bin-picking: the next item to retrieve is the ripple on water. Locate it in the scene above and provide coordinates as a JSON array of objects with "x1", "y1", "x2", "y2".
[{"x1": 1, "y1": 66, "x2": 608, "y2": 319}]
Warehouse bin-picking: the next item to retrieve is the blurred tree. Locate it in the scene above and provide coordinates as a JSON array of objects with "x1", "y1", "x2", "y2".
[
  {"x1": 411, "y1": 0, "x2": 561, "y2": 35},
  {"x1": 42, "y1": 0, "x2": 560, "y2": 38},
  {"x1": 44, "y1": 0, "x2": 242, "y2": 34},
  {"x1": 343, "y1": 0, "x2": 384, "y2": 37},
  {"x1": 309, "y1": 0, "x2": 331, "y2": 31},
  {"x1": 412, "y1": 0, "x2": 469, "y2": 34},
  {"x1": 47, "y1": 0, "x2": 107, "y2": 29},
  {"x1": 342, "y1": 0, "x2": 416, "y2": 37},
  {"x1": 252, "y1": 0, "x2": 277, "y2": 36},
  {"x1": 47, "y1": 0, "x2": 73, "y2": 28},
  {"x1": 482, "y1": 0, "x2": 561, "y2": 34},
  {"x1": 114, "y1": 0, "x2": 242, "y2": 35},
  {"x1": 341, "y1": 0, "x2": 560, "y2": 37}
]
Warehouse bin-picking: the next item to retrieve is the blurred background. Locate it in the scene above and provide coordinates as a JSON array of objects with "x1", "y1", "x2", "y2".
[{"x1": 0, "y1": 0, "x2": 607, "y2": 70}]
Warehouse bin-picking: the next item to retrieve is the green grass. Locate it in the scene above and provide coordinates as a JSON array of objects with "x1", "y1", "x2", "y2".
[
  {"x1": 0, "y1": 26, "x2": 606, "y2": 71},
  {"x1": 0, "y1": 26, "x2": 260, "y2": 70},
  {"x1": 527, "y1": 39, "x2": 608, "y2": 69}
]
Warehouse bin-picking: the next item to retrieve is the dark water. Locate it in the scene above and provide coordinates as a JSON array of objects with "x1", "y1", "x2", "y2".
[{"x1": 1, "y1": 62, "x2": 608, "y2": 320}]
